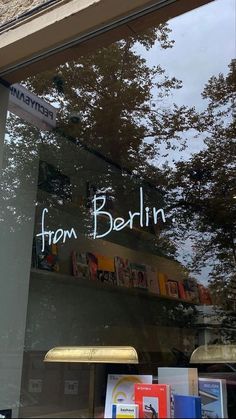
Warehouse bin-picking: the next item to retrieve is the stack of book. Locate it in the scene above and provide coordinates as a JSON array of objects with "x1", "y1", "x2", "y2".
[{"x1": 104, "y1": 369, "x2": 228, "y2": 418}]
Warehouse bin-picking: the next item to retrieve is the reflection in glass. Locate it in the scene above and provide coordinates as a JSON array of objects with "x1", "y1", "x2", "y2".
[{"x1": 0, "y1": 0, "x2": 235, "y2": 417}]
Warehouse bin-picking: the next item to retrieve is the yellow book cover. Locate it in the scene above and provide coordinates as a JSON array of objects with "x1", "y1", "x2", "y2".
[
  {"x1": 112, "y1": 404, "x2": 139, "y2": 418},
  {"x1": 158, "y1": 272, "x2": 168, "y2": 295},
  {"x1": 97, "y1": 254, "x2": 115, "y2": 272}
]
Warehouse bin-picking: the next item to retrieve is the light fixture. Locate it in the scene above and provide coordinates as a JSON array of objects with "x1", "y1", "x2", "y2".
[
  {"x1": 44, "y1": 346, "x2": 139, "y2": 364},
  {"x1": 190, "y1": 345, "x2": 236, "y2": 364}
]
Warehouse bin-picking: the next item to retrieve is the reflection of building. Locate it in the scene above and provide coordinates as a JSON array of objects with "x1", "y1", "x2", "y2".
[{"x1": 196, "y1": 306, "x2": 236, "y2": 346}]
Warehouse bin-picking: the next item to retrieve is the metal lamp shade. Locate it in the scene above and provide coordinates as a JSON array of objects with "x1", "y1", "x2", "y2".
[{"x1": 44, "y1": 346, "x2": 139, "y2": 364}]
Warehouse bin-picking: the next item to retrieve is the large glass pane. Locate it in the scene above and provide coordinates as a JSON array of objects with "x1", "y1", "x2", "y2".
[{"x1": 1, "y1": 0, "x2": 235, "y2": 417}]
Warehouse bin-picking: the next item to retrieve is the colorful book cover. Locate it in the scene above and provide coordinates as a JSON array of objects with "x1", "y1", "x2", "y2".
[
  {"x1": 71, "y1": 251, "x2": 89, "y2": 279},
  {"x1": 112, "y1": 404, "x2": 139, "y2": 418},
  {"x1": 97, "y1": 254, "x2": 115, "y2": 272},
  {"x1": 178, "y1": 281, "x2": 186, "y2": 300},
  {"x1": 158, "y1": 272, "x2": 168, "y2": 296},
  {"x1": 134, "y1": 383, "x2": 171, "y2": 418},
  {"x1": 97, "y1": 270, "x2": 117, "y2": 285},
  {"x1": 173, "y1": 394, "x2": 202, "y2": 418},
  {"x1": 130, "y1": 263, "x2": 148, "y2": 290},
  {"x1": 147, "y1": 266, "x2": 160, "y2": 295},
  {"x1": 86, "y1": 252, "x2": 98, "y2": 281},
  {"x1": 97, "y1": 254, "x2": 117, "y2": 285},
  {"x1": 115, "y1": 257, "x2": 131, "y2": 288},
  {"x1": 198, "y1": 377, "x2": 228, "y2": 418},
  {"x1": 167, "y1": 280, "x2": 179, "y2": 298},
  {"x1": 183, "y1": 279, "x2": 199, "y2": 303},
  {"x1": 104, "y1": 375, "x2": 152, "y2": 418},
  {"x1": 197, "y1": 284, "x2": 212, "y2": 305},
  {"x1": 33, "y1": 236, "x2": 59, "y2": 272}
]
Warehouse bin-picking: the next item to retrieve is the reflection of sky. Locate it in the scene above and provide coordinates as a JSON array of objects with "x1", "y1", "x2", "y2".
[
  {"x1": 145, "y1": 0, "x2": 235, "y2": 109},
  {"x1": 138, "y1": 0, "x2": 235, "y2": 283},
  {"x1": 138, "y1": 0, "x2": 235, "y2": 167}
]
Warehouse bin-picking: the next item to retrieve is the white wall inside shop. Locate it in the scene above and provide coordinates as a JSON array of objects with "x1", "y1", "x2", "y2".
[{"x1": 0, "y1": 104, "x2": 39, "y2": 417}]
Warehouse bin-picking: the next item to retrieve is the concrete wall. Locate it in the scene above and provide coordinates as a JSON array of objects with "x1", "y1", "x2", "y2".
[
  {"x1": 0, "y1": 0, "x2": 213, "y2": 83},
  {"x1": 0, "y1": 0, "x2": 49, "y2": 25}
]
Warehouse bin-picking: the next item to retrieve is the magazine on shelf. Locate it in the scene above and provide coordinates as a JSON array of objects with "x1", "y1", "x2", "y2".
[
  {"x1": 183, "y1": 278, "x2": 199, "y2": 303},
  {"x1": 97, "y1": 254, "x2": 117, "y2": 286},
  {"x1": 158, "y1": 272, "x2": 168, "y2": 296},
  {"x1": 166, "y1": 280, "x2": 179, "y2": 298},
  {"x1": 134, "y1": 383, "x2": 171, "y2": 418},
  {"x1": 173, "y1": 394, "x2": 202, "y2": 418},
  {"x1": 104, "y1": 374, "x2": 152, "y2": 418},
  {"x1": 197, "y1": 284, "x2": 212, "y2": 305},
  {"x1": 97, "y1": 270, "x2": 116, "y2": 285},
  {"x1": 71, "y1": 251, "x2": 89, "y2": 279},
  {"x1": 86, "y1": 252, "x2": 98, "y2": 281},
  {"x1": 198, "y1": 377, "x2": 228, "y2": 418},
  {"x1": 33, "y1": 236, "x2": 59, "y2": 272},
  {"x1": 114, "y1": 257, "x2": 131, "y2": 287},
  {"x1": 112, "y1": 404, "x2": 139, "y2": 418},
  {"x1": 147, "y1": 266, "x2": 160, "y2": 294},
  {"x1": 97, "y1": 254, "x2": 115, "y2": 272},
  {"x1": 130, "y1": 263, "x2": 148, "y2": 290},
  {"x1": 178, "y1": 281, "x2": 186, "y2": 300}
]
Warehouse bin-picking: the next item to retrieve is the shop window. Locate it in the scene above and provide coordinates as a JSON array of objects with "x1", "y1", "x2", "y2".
[{"x1": 0, "y1": 0, "x2": 235, "y2": 417}]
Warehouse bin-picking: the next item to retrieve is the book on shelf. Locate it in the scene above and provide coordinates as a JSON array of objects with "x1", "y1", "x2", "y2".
[
  {"x1": 97, "y1": 254, "x2": 115, "y2": 272},
  {"x1": 134, "y1": 383, "x2": 171, "y2": 418},
  {"x1": 197, "y1": 284, "x2": 212, "y2": 305},
  {"x1": 173, "y1": 394, "x2": 202, "y2": 418},
  {"x1": 32, "y1": 237, "x2": 59, "y2": 272},
  {"x1": 158, "y1": 367, "x2": 198, "y2": 417},
  {"x1": 183, "y1": 278, "x2": 199, "y2": 303},
  {"x1": 167, "y1": 280, "x2": 179, "y2": 298},
  {"x1": 97, "y1": 254, "x2": 117, "y2": 286},
  {"x1": 115, "y1": 257, "x2": 131, "y2": 288},
  {"x1": 158, "y1": 272, "x2": 168, "y2": 296},
  {"x1": 104, "y1": 374, "x2": 152, "y2": 419},
  {"x1": 147, "y1": 266, "x2": 160, "y2": 295},
  {"x1": 71, "y1": 251, "x2": 89, "y2": 279},
  {"x1": 178, "y1": 281, "x2": 186, "y2": 300},
  {"x1": 97, "y1": 270, "x2": 116, "y2": 285},
  {"x1": 86, "y1": 252, "x2": 98, "y2": 281},
  {"x1": 198, "y1": 377, "x2": 228, "y2": 418},
  {"x1": 130, "y1": 263, "x2": 148, "y2": 290},
  {"x1": 112, "y1": 404, "x2": 139, "y2": 418}
]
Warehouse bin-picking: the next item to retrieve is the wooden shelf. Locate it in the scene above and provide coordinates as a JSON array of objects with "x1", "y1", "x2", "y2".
[{"x1": 30, "y1": 268, "x2": 196, "y2": 305}]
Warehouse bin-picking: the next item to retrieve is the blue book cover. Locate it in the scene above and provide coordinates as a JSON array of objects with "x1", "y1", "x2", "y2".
[
  {"x1": 198, "y1": 377, "x2": 228, "y2": 418},
  {"x1": 174, "y1": 394, "x2": 202, "y2": 418}
]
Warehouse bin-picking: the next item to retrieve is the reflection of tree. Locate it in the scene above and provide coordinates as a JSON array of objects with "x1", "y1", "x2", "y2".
[
  {"x1": 2, "y1": 24, "x2": 196, "y2": 256},
  {"x1": 27, "y1": 24, "x2": 191, "y2": 170},
  {"x1": 164, "y1": 60, "x2": 236, "y2": 309},
  {"x1": 2, "y1": 24, "x2": 235, "y2": 312},
  {"x1": 0, "y1": 118, "x2": 41, "y2": 232}
]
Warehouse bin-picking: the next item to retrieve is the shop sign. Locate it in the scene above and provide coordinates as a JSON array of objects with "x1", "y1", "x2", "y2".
[
  {"x1": 36, "y1": 187, "x2": 166, "y2": 251},
  {"x1": 8, "y1": 83, "x2": 57, "y2": 130}
]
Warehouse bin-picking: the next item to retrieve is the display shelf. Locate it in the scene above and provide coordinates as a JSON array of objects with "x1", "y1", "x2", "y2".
[{"x1": 30, "y1": 268, "x2": 196, "y2": 305}]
